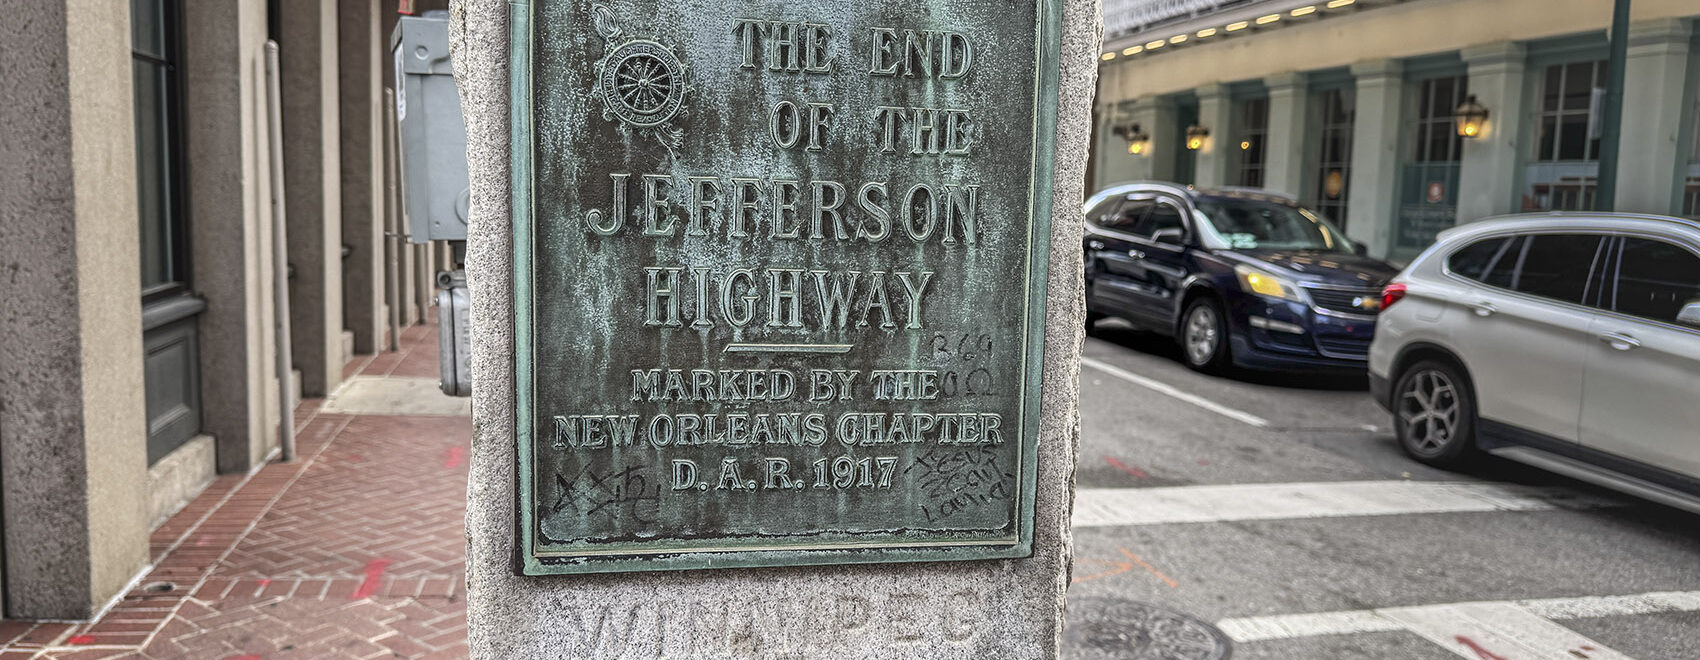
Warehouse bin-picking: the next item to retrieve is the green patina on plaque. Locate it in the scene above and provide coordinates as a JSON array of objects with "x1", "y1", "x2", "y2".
[{"x1": 511, "y1": 0, "x2": 1062, "y2": 575}]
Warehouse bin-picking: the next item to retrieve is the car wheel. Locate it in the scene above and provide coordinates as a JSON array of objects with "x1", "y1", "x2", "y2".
[
  {"x1": 1393, "y1": 360, "x2": 1478, "y2": 467},
  {"x1": 1180, "y1": 298, "x2": 1230, "y2": 373},
  {"x1": 1086, "y1": 309, "x2": 1105, "y2": 330}
]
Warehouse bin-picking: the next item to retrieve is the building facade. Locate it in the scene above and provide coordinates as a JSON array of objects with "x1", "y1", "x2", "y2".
[
  {"x1": 1092, "y1": 0, "x2": 1700, "y2": 261},
  {"x1": 0, "y1": 0, "x2": 452, "y2": 619}
]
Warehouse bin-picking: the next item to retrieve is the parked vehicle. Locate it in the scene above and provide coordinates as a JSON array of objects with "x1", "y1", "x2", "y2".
[
  {"x1": 1369, "y1": 213, "x2": 1700, "y2": 513},
  {"x1": 1083, "y1": 182, "x2": 1399, "y2": 372}
]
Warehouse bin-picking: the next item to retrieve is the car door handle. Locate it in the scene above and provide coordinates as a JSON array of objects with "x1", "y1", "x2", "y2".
[
  {"x1": 1088, "y1": 240, "x2": 1106, "y2": 250},
  {"x1": 1127, "y1": 249, "x2": 1145, "y2": 260},
  {"x1": 1596, "y1": 331, "x2": 1641, "y2": 351},
  {"x1": 1468, "y1": 301, "x2": 1497, "y2": 317}
]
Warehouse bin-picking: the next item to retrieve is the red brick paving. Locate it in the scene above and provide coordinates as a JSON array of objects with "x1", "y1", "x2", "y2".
[{"x1": 0, "y1": 322, "x2": 469, "y2": 660}]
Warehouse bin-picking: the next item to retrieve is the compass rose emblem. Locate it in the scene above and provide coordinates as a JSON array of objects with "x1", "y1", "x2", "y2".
[{"x1": 591, "y1": 4, "x2": 688, "y2": 147}]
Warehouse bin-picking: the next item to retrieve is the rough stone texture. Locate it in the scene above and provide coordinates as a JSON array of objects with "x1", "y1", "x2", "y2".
[
  {"x1": 0, "y1": 0, "x2": 151, "y2": 619},
  {"x1": 452, "y1": 0, "x2": 1097, "y2": 656},
  {"x1": 281, "y1": 0, "x2": 346, "y2": 398}
]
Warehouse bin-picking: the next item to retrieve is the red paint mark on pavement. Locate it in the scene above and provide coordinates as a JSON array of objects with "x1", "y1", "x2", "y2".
[
  {"x1": 444, "y1": 446, "x2": 466, "y2": 469},
  {"x1": 351, "y1": 558, "x2": 392, "y2": 600},
  {"x1": 257, "y1": 578, "x2": 271, "y2": 588},
  {"x1": 1455, "y1": 636, "x2": 1509, "y2": 660},
  {"x1": 1118, "y1": 547, "x2": 1179, "y2": 589},
  {"x1": 67, "y1": 635, "x2": 95, "y2": 645},
  {"x1": 1103, "y1": 456, "x2": 1148, "y2": 479}
]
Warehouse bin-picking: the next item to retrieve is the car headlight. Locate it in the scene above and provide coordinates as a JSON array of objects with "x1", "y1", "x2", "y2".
[{"x1": 1234, "y1": 264, "x2": 1304, "y2": 302}]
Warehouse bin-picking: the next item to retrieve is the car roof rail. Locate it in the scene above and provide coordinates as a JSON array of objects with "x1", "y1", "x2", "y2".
[{"x1": 1200, "y1": 186, "x2": 1300, "y2": 202}]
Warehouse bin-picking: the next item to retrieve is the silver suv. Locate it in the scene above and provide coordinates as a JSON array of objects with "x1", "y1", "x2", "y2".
[{"x1": 1369, "y1": 213, "x2": 1700, "y2": 514}]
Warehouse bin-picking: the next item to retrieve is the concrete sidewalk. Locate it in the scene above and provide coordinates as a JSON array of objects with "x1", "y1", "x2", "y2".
[{"x1": 0, "y1": 324, "x2": 472, "y2": 660}]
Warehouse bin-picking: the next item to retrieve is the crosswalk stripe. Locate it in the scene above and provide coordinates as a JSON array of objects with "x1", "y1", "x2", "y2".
[
  {"x1": 1383, "y1": 602, "x2": 1632, "y2": 660},
  {"x1": 1081, "y1": 356, "x2": 1271, "y2": 427},
  {"x1": 1216, "y1": 590, "x2": 1700, "y2": 644},
  {"x1": 1072, "y1": 481, "x2": 1618, "y2": 527}
]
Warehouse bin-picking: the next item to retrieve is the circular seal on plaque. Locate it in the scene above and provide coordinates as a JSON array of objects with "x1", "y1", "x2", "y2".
[{"x1": 599, "y1": 40, "x2": 686, "y2": 128}]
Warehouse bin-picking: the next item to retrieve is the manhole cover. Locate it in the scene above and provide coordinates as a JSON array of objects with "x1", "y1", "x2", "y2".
[{"x1": 1065, "y1": 598, "x2": 1231, "y2": 660}]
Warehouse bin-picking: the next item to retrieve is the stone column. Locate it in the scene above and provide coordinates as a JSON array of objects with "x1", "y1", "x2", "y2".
[
  {"x1": 1345, "y1": 60, "x2": 1403, "y2": 257},
  {"x1": 1095, "y1": 100, "x2": 1141, "y2": 187},
  {"x1": 1127, "y1": 95, "x2": 1178, "y2": 182},
  {"x1": 1193, "y1": 84, "x2": 1235, "y2": 189},
  {"x1": 281, "y1": 0, "x2": 345, "y2": 397},
  {"x1": 0, "y1": 0, "x2": 150, "y2": 619},
  {"x1": 1263, "y1": 72, "x2": 1310, "y2": 199},
  {"x1": 341, "y1": 0, "x2": 387, "y2": 356},
  {"x1": 1457, "y1": 42, "x2": 1527, "y2": 223},
  {"x1": 184, "y1": 0, "x2": 283, "y2": 473},
  {"x1": 451, "y1": 0, "x2": 1093, "y2": 655},
  {"x1": 1613, "y1": 19, "x2": 1692, "y2": 215}
]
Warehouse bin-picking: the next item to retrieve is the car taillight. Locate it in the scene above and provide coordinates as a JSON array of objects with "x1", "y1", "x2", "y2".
[{"x1": 1381, "y1": 283, "x2": 1407, "y2": 310}]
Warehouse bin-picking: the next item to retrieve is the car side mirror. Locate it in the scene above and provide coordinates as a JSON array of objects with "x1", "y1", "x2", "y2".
[
  {"x1": 1678, "y1": 301, "x2": 1700, "y2": 328},
  {"x1": 1152, "y1": 227, "x2": 1185, "y2": 246},
  {"x1": 1351, "y1": 241, "x2": 1368, "y2": 256}
]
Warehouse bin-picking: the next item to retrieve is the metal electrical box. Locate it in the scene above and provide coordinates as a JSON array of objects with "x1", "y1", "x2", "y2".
[
  {"x1": 392, "y1": 12, "x2": 469, "y2": 243},
  {"x1": 436, "y1": 270, "x2": 471, "y2": 397}
]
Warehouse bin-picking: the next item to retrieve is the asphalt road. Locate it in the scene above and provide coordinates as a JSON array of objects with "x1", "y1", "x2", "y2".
[{"x1": 1064, "y1": 319, "x2": 1700, "y2": 660}]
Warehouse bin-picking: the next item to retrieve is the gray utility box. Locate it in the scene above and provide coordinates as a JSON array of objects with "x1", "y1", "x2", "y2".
[
  {"x1": 392, "y1": 12, "x2": 469, "y2": 243},
  {"x1": 436, "y1": 270, "x2": 471, "y2": 397}
]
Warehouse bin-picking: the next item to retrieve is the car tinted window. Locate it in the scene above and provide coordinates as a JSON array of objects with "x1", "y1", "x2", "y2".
[
  {"x1": 1448, "y1": 237, "x2": 1511, "y2": 281},
  {"x1": 1086, "y1": 198, "x2": 1120, "y2": 223},
  {"x1": 1481, "y1": 236, "x2": 1524, "y2": 289},
  {"x1": 1096, "y1": 200, "x2": 1152, "y2": 231},
  {"x1": 1611, "y1": 238, "x2": 1700, "y2": 324},
  {"x1": 1132, "y1": 202, "x2": 1185, "y2": 238},
  {"x1": 1512, "y1": 234, "x2": 1604, "y2": 304}
]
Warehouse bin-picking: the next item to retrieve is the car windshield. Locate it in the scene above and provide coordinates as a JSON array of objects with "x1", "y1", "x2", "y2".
[{"x1": 1194, "y1": 198, "x2": 1350, "y2": 252}]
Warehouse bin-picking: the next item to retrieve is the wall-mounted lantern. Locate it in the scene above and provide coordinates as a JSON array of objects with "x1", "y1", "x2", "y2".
[
  {"x1": 1454, "y1": 95, "x2": 1489, "y2": 138},
  {"x1": 1114, "y1": 122, "x2": 1151, "y2": 155},
  {"x1": 1239, "y1": 138, "x2": 1253, "y2": 151},
  {"x1": 1185, "y1": 125, "x2": 1210, "y2": 150}
]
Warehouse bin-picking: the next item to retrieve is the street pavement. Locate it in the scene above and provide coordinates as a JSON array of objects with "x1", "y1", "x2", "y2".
[{"x1": 1065, "y1": 320, "x2": 1700, "y2": 660}]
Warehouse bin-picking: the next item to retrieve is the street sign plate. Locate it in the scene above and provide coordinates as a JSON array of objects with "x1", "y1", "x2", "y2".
[{"x1": 511, "y1": 0, "x2": 1062, "y2": 574}]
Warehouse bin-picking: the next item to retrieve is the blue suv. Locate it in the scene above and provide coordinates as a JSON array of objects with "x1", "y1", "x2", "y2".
[{"x1": 1084, "y1": 182, "x2": 1400, "y2": 373}]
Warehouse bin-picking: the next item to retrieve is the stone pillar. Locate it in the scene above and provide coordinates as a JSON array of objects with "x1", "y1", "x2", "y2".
[
  {"x1": 1193, "y1": 84, "x2": 1235, "y2": 189},
  {"x1": 1345, "y1": 60, "x2": 1403, "y2": 257},
  {"x1": 1457, "y1": 42, "x2": 1527, "y2": 223},
  {"x1": 184, "y1": 0, "x2": 284, "y2": 473},
  {"x1": 340, "y1": 0, "x2": 387, "y2": 356},
  {"x1": 451, "y1": 0, "x2": 1092, "y2": 656},
  {"x1": 0, "y1": 0, "x2": 150, "y2": 619},
  {"x1": 1127, "y1": 95, "x2": 1178, "y2": 182},
  {"x1": 1614, "y1": 19, "x2": 1692, "y2": 215},
  {"x1": 281, "y1": 0, "x2": 345, "y2": 397},
  {"x1": 414, "y1": 242, "x2": 433, "y2": 323},
  {"x1": 1096, "y1": 100, "x2": 1141, "y2": 187},
  {"x1": 1263, "y1": 72, "x2": 1310, "y2": 199}
]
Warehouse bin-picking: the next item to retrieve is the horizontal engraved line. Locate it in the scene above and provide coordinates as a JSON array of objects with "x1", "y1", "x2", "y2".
[{"x1": 723, "y1": 343, "x2": 854, "y2": 355}]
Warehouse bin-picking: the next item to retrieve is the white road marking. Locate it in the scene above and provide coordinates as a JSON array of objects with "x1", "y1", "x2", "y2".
[
  {"x1": 1383, "y1": 602, "x2": 1631, "y2": 660},
  {"x1": 1081, "y1": 356, "x2": 1270, "y2": 427},
  {"x1": 1216, "y1": 591, "x2": 1700, "y2": 659},
  {"x1": 1071, "y1": 481, "x2": 1617, "y2": 527}
]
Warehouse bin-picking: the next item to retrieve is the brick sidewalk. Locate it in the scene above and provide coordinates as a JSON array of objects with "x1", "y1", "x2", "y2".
[{"x1": 0, "y1": 324, "x2": 471, "y2": 660}]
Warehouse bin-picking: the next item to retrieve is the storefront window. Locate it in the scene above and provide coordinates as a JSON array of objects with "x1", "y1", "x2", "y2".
[
  {"x1": 1236, "y1": 97, "x2": 1268, "y2": 188},
  {"x1": 1311, "y1": 88, "x2": 1355, "y2": 229},
  {"x1": 1395, "y1": 75, "x2": 1466, "y2": 251},
  {"x1": 1524, "y1": 60, "x2": 1607, "y2": 211},
  {"x1": 133, "y1": 0, "x2": 185, "y2": 296}
]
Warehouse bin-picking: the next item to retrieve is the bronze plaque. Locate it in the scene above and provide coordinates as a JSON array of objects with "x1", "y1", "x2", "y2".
[{"x1": 512, "y1": 0, "x2": 1062, "y2": 574}]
